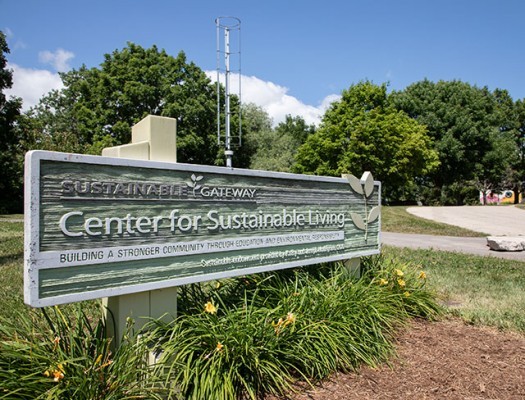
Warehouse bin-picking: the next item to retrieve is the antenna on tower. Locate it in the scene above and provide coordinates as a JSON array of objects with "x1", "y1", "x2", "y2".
[{"x1": 215, "y1": 16, "x2": 241, "y2": 169}]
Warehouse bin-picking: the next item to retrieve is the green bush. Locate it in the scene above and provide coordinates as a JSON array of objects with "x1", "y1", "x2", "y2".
[
  {"x1": 0, "y1": 258, "x2": 441, "y2": 399},
  {"x1": 361, "y1": 255, "x2": 443, "y2": 320},
  {"x1": 150, "y1": 259, "x2": 442, "y2": 399},
  {"x1": 0, "y1": 306, "x2": 164, "y2": 399}
]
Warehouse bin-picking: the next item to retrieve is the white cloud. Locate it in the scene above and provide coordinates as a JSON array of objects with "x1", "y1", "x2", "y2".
[
  {"x1": 318, "y1": 93, "x2": 341, "y2": 113},
  {"x1": 6, "y1": 64, "x2": 340, "y2": 122},
  {"x1": 3, "y1": 27, "x2": 27, "y2": 49},
  {"x1": 207, "y1": 71, "x2": 339, "y2": 126},
  {"x1": 4, "y1": 63, "x2": 63, "y2": 110},
  {"x1": 38, "y1": 48, "x2": 75, "y2": 72}
]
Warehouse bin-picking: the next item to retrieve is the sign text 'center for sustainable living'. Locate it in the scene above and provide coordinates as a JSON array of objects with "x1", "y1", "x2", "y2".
[{"x1": 24, "y1": 151, "x2": 381, "y2": 307}]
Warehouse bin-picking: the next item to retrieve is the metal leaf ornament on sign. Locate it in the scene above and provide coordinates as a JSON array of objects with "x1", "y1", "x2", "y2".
[
  {"x1": 346, "y1": 174, "x2": 364, "y2": 195},
  {"x1": 346, "y1": 172, "x2": 379, "y2": 240},
  {"x1": 350, "y1": 212, "x2": 366, "y2": 230},
  {"x1": 368, "y1": 206, "x2": 380, "y2": 223},
  {"x1": 188, "y1": 174, "x2": 204, "y2": 196},
  {"x1": 361, "y1": 172, "x2": 375, "y2": 198}
]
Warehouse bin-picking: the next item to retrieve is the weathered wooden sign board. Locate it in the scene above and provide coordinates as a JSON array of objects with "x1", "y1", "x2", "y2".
[{"x1": 24, "y1": 150, "x2": 381, "y2": 307}]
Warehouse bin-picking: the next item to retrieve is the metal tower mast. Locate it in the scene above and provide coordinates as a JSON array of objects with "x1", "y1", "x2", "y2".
[{"x1": 216, "y1": 16, "x2": 241, "y2": 168}]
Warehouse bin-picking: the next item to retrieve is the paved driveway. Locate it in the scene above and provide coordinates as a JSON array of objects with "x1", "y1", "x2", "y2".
[
  {"x1": 382, "y1": 232, "x2": 525, "y2": 261},
  {"x1": 381, "y1": 205, "x2": 525, "y2": 260},
  {"x1": 406, "y1": 206, "x2": 525, "y2": 236}
]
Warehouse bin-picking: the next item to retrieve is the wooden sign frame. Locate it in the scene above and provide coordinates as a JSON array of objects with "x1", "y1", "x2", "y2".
[{"x1": 24, "y1": 150, "x2": 381, "y2": 307}]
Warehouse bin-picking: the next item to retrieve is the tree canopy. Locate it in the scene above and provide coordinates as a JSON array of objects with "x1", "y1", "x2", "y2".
[
  {"x1": 250, "y1": 114, "x2": 315, "y2": 172},
  {"x1": 512, "y1": 98, "x2": 525, "y2": 197},
  {"x1": 391, "y1": 80, "x2": 521, "y2": 204},
  {"x1": 1, "y1": 35, "x2": 524, "y2": 211},
  {"x1": 0, "y1": 31, "x2": 23, "y2": 212},
  {"x1": 293, "y1": 82, "x2": 439, "y2": 201},
  {"x1": 31, "y1": 43, "x2": 236, "y2": 166}
]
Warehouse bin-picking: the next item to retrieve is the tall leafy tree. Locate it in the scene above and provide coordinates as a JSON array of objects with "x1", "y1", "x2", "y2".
[
  {"x1": 275, "y1": 114, "x2": 316, "y2": 145},
  {"x1": 293, "y1": 81, "x2": 439, "y2": 202},
  {"x1": 31, "y1": 43, "x2": 240, "y2": 166},
  {"x1": 491, "y1": 89, "x2": 524, "y2": 203},
  {"x1": 0, "y1": 31, "x2": 23, "y2": 212},
  {"x1": 514, "y1": 99, "x2": 525, "y2": 201},
  {"x1": 250, "y1": 114, "x2": 315, "y2": 172},
  {"x1": 230, "y1": 103, "x2": 272, "y2": 169},
  {"x1": 391, "y1": 80, "x2": 518, "y2": 204}
]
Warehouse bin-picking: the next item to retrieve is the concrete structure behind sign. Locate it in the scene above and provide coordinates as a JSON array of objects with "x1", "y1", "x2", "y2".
[
  {"x1": 102, "y1": 115, "x2": 178, "y2": 342},
  {"x1": 102, "y1": 115, "x2": 176, "y2": 162}
]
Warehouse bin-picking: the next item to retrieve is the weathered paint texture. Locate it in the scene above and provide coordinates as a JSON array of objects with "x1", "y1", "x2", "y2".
[{"x1": 25, "y1": 151, "x2": 381, "y2": 306}]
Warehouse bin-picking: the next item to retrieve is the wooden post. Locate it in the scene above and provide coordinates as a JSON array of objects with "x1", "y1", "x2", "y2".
[{"x1": 101, "y1": 115, "x2": 178, "y2": 343}]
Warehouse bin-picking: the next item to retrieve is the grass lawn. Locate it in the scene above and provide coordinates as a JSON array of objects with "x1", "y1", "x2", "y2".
[
  {"x1": 381, "y1": 206, "x2": 525, "y2": 332},
  {"x1": 0, "y1": 219, "x2": 25, "y2": 322},
  {"x1": 381, "y1": 206, "x2": 485, "y2": 237},
  {"x1": 382, "y1": 246, "x2": 525, "y2": 332}
]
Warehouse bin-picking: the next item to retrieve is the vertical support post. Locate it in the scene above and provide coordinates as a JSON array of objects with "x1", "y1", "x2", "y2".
[
  {"x1": 216, "y1": 16, "x2": 241, "y2": 168},
  {"x1": 344, "y1": 258, "x2": 361, "y2": 279},
  {"x1": 224, "y1": 27, "x2": 233, "y2": 168},
  {"x1": 101, "y1": 115, "x2": 178, "y2": 345}
]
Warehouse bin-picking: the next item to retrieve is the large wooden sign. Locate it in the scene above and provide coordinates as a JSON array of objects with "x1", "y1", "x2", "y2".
[{"x1": 24, "y1": 150, "x2": 381, "y2": 307}]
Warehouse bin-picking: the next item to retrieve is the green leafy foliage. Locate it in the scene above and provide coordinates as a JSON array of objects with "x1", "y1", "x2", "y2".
[
  {"x1": 29, "y1": 43, "x2": 239, "y2": 166},
  {"x1": 0, "y1": 306, "x2": 165, "y2": 399},
  {"x1": 0, "y1": 31, "x2": 23, "y2": 213},
  {"x1": 0, "y1": 256, "x2": 441, "y2": 399},
  {"x1": 391, "y1": 80, "x2": 521, "y2": 204},
  {"x1": 293, "y1": 81, "x2": 439, "y2": 202},
  {"x1": 250, "y1": 114, "x2": 315, "y2": 172},
  {"x1": 236, "y1": 103, "x2": 273, "y2": 169},
  {"x1": 149, "y1": 262, "x2": 441, "y2": 399},
  {"x1": 361, "y1": 256, "x2": 442, "y2": 319},
  {"x1": 514, "y1": 98, "x2": 525, "y2": 196}
]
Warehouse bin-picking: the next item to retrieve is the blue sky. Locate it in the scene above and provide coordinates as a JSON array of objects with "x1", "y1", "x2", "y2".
[{"x1": 2, "y1": 0, "x2": 525, "y2": 125}]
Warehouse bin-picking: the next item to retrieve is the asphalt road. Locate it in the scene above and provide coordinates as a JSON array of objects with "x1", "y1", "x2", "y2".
[{"x1": 382, "y1": 205, "x2": 525, "y2": 261}]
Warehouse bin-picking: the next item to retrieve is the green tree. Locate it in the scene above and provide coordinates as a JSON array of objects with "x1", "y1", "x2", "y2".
[
  {"x1": 31, "y1": 43, "x2": 241, "y2": 166},
  {"x1": 231, "y1": 103, "x2": 272, "y2": 169},
  {"x1": 250, "y1": 114, "x2": 315, "y2": 172},
  {"x1": 0, "y1": 31, "x2": 23, "y2": 212},
  {"x1": 391, "y1": 80, "x2": 518, "y2": 204},
  {"x1": 275, "y1": 114, "x2": 316, "y2": 146},
  {"x1": 490, "y1": 89, "x2": 524, "y2": 203},
  {"x1": 514, "y1": 99, "x2": 525, "y2": 202},
  {"x1": 472, "y1": 129, "x2": 518, "y2": 204},
  {"x1": 293, "y1": 82, "x2": 439, "y2": 201}
]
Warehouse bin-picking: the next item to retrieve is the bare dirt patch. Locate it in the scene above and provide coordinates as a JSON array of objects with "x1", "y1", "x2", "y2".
[{"x1": 274, "y1": 318, "x2": 525, "y2": 400}]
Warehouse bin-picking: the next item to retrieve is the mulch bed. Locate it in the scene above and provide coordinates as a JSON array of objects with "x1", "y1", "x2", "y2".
[{"x1": 273, "y1": 318, "x2": 525, "y2": 399}]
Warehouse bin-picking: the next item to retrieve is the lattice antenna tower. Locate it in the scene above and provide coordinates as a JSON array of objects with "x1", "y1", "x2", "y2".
[{"x1": 216, "y1": 16, "x2": 242, "y2": 168}]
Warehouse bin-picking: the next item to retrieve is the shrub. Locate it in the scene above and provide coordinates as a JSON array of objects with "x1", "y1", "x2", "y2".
[
  {"x1": 0, "y1": 306, "x2": 164, "y2": 399},
  {"x1": 150, "y1": 260, "x2": 442, "y2": 399},
  {"x1": 0, "y1": 258, "x2": 441, "y2": 399}
]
